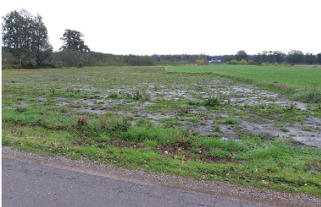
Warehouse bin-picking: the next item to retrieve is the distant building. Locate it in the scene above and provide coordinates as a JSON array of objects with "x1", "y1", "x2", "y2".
[{"x1": 208, "y1": 58, "x2": 222, "y2": 63}]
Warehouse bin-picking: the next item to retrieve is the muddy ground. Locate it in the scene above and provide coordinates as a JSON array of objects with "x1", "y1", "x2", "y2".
[{"x1": 4, "y1": 68, "x2": 319, "y2": 147}]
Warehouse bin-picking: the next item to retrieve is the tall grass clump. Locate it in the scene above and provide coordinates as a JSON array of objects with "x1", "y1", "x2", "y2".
[
  {"x1": 204, "y1": 96, "x2": 220, "y2": 106},
  {"x1": 295, "y1": 91, "x2": 321, "y2": 103}
]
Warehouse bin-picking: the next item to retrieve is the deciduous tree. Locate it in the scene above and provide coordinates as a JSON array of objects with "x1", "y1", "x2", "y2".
[
  {"x1": 2, "y1": 10, "x2": 52, "y2": 67},
  {"x1": 60, "y1": 29, "x2": 90, "y2": 52},
  {"x1": 287, "y1": 50, "x2": 304, "y2": 64},
  {"x1": 316, "y1": 53, "x2": 321, "y2": 64},
  {"x1": 31, "y1": 15, "x2": 53, "y2": 65},
  {"x1": 235, "y1": 50, "x2": 248, "y2": 61}
]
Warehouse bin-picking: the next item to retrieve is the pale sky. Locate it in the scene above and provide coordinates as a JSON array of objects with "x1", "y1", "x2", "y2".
[{"x1": 1, "y1": 0, "x2": 321, "y2": 55}]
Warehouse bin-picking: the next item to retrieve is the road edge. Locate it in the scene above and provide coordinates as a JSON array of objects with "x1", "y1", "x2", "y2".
[{"x1": 2, "y1": 146, "x2": 321, "y2": 207}]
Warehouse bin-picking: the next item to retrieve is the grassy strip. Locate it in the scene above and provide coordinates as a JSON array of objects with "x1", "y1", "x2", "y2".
[{"x1": 2, "y1": 107, "x2": 321, "y2": 197}]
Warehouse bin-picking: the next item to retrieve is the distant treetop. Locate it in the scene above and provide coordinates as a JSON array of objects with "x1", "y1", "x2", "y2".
[{"x1": 60, "y1": 29, "x2": 90, "y2": 52}]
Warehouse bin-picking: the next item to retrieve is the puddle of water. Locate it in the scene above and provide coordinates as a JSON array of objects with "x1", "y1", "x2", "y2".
[
  {"x1": 13, "y1": 76, "x2": 318, "y2": 148},
  {"x1": 240, "y1": 119, "x2": 321, "y2": 147}
]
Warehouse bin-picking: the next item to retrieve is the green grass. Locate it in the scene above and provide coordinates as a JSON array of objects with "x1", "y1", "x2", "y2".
[
  {"x1": 219, "y1": 117, "x2": 239, "y2": 125},
  {"x1": 3, "y1": 120, "x2": 321, "y2": 197},
  {"x1": 2, "y1": 101, "x2": 321, "y2": 197},
  {"x1": 2, "y1": 66, "x2": 321, "y2": 197},
  {"x1": 167, "y1": 65, "x2": 321, "y2": 103}
]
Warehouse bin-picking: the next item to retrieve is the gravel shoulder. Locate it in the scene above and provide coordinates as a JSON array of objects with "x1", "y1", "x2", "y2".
[{"x1": 3, "y1": 147, "x2": 321, "y2": 207}]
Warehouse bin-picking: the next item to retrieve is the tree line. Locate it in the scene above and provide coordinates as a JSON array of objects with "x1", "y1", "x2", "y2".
[
  {"x1": 2, "y1": 10, "x2": 321, "y2": 68},
  {"x1": 223, "y1": 50, "x2": 321, "y2": 65},
  {"x1": 1, "y1": 10, "x2": 158, "y2": 68}
]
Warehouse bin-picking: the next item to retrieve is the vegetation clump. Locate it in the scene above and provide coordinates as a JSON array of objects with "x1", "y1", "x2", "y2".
[
  {"x1": 108, "y1": 92, "x2": 119, "y2": 99},
  {"x1": 204, "y1": 96, "x2": 220, "y2": 107},
  {"x1": 219, "y1": 117, "x2": 239, "y2": 125}
]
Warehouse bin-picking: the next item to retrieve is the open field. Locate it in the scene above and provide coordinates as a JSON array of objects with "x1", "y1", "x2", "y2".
[
  {"x1": 2, "y1": 66, "x2": 321, "y2": 197},
  {"x1": 167, "y1": 65, "x2": 321, "y2": 103}
]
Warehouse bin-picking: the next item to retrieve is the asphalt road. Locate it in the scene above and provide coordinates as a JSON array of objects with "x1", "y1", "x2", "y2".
[{"x1": 2, "y1": 158, "x2": 262, "y2": 207}]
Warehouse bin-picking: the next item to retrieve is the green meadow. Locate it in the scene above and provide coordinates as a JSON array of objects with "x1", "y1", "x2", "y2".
[{"x1": 167, "y1": 65, "x2": 321, "y2": 103}]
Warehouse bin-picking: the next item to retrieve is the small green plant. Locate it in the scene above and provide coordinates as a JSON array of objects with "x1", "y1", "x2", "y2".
[
  {"x1": 209, "y1": 149, "x2": 230, "y2": 159},
  {"x1": 108, "y1": 92, "x2": 119, "y2": 99},
  {"x1": 302, "y1": 126, "x2": 313, "y2": 131},
  {"x1": 161, "y1": 118, "x2": 184, "y2": 127},
  {"x1": 190, "y1": 146, "x2": 201, "y2": 153},
  {"x1": 280, "y1": 127, "x2": 290, "y2": 132},
  {"x1": 187, "y1": 100, "x2": 202, "y2": 106},
  {"x1": 132, "y1": 91, "x2": 143, "y2": 100},
  {"x1": 219, "y1": 117, "x2": 239, "y2": 125},
  {"x1": 49, "y1": 87, "x2": 56, "y2": 96},
  {"x1": 284, "y1": 104, "x2": 296, "y2": 111},
  {"x1": 189, "y1": 117, "x2": 200, "y2": 123},
  {"x1": 16, "y1": 107, "x2": 28, "y2": 113},
  {"x1": 136, "y1": 118, "x2": 152, "y2": 128},
  {"x1": 143, "y1": 140, "x2": 158, "y2": 147},
  {"x1": 177, "y1": 106, "x2": 191, "y2": 114},
  {"x1": 296, "y1": 91, "x2": 321, "y2": 103},
  {"x1": 204, "y1": 96, "x2": 220, "y2": 107},
  {"x1": 109, "y1": 119, "x2": 131, "y2": 132},
  {"x1": 15, "y1": 129, "x2": 25, "y2": 137},
  {"x1": 97, "y1": 135, "x2": 111, "y2": 142}
]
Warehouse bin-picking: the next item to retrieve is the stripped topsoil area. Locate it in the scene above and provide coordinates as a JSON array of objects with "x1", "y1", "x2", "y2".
[{"x1": 6, "y1": 71, "x2": 319, "y2": 147}]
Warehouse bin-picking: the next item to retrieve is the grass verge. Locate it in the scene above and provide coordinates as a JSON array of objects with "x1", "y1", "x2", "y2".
[{"x1": 2, "y1": 108, "x2": 321, "y2": 197}]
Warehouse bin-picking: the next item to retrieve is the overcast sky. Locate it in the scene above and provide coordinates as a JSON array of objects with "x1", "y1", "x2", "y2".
[{"x1": 1, "y1": 0, "x2": 321, "y2": 55}]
